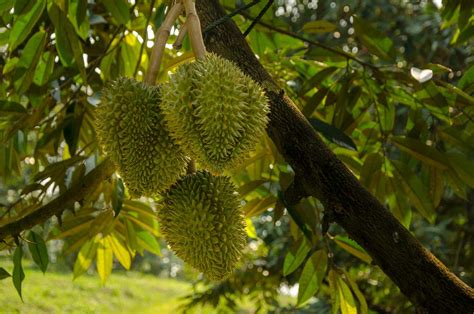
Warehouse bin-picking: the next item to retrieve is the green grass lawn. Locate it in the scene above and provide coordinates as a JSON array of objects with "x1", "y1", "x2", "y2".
[{"x1": 0, "y1": 260, "x2": 214, "y2": 314}]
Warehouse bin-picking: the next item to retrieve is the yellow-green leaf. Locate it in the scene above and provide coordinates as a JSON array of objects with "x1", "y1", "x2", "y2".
[
  {"x1": 283, "y1": 237, "x2": 311, "y2": 276},
  {"x1": 73, "y1": 236, "x2": 99, "y2": 279},
  {"x1": 109, "y1": 233, "x2": 131, "y2": 270},
  {"x1": 337, "y1": 276, "x2": 357, "y2": 314},
  {"x1": 343, "y1": 270, "x2": 368, "y2": 314},
  {"x1": 96, "y1": 236, "x2": 113, "y2": 284},
  {"x1": 302, "y1": 20, "x2": 337, "y2": 33},
  {"x1": 334, "y1": 235, "x2": 372, "y2": 264},
  {"x1": 8, "y1": 0, "x2": 45, "y2": 51}
]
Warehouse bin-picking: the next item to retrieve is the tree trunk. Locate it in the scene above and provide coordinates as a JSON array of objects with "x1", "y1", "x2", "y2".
[{"x1": 196, "y1": 1, "x2": 474, "y2": 312}]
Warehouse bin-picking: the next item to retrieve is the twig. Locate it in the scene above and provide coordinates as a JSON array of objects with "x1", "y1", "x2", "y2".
[
  {"x1": 183, "y1": 0, "x2": 206, "y2": 59},
  {"x1": 174, "y1": 21, "x2": 188, "y2": 50},
  {"x1": 134, "y1": 0, "x2": 156, "y2": 78},
  {"x1": 243, "y1": 0, "x2": 273, "y2": 38},
  {"x1": 0, "y1": 159, "x2": 116, "y2": 241},
  {"x1": 145, "y1": 2, "x2": 184, "y2": 84},
  {"x1": 226, "y1": 6, "x2": 377, "y2": 70},
  {"x1": 203, "y1": 0, "x2": 262, "y2": 35}
]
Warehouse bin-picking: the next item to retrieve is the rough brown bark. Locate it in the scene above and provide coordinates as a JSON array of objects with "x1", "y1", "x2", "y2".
[{"x1": 196, "y1": 0, "x2": 474, "y2": 312}]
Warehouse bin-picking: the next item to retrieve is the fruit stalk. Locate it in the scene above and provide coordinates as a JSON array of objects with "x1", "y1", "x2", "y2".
[
  {"x1": 145, "y1": 2, "x2": 184, "y2": 84},
  {"x1": 182, "y1": 0, "x2": 207, "y2": 59}
]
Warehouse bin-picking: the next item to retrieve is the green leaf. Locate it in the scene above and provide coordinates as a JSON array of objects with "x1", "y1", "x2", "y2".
[
  {"x1": 243, "y1": 196, "x2": 277, "y2": 217},
  {"x1": 0, "y1": 0, "x2": 14, "y2": 14},
  {"x1": 27, "y1": 231, "x2": 49, "y2": 273},
  {"x1": 112, "y1": 179, "x2": 125, "y2": 217},
  {"x1": 136, "y1": 231, "x2": 161, "y2": 256},
  {"x1": 14, "y1": 30, "x2": 47, "y2": 93},
  {"x1": 353, "y1": 16, "x2": 395, "y2": 60},
  {"x1": 8, "y1": 0, "x2": 45, "y2": 51},
  {"x1": 360, "y1": 153, "x2": 383, "y2": 189},
  {"x1": 337, "y1": 275, "x2": 357, "y2": 314},
  {"x1": 119, "y1": 34, "x2": 140, "y2": 77},
  {"x1": 103, "y1": 0, "x2": 130, "y2": 25},
  {"x1": 309, "y1": 118, "x2": 357, "y2": 151},
  {"x1": 48, "y1": 2, "x2": 86, "y2": 81},
  {"x1": 391, "y1": 136, "x2": 449, "y2": 170},
  {"x1": 392, "y1": 161, "x2": 435, "y2": 222},
  {"x1": 0, "y1": 267, "x2": 11, "y2": 280},
  {"x1": 328, "y1": 269, "x2": 340, "y2": 314},
  {"x1": 237, "y1": 179, "x2": 267, "y2": 197},
  {"x1": 12, "y1": 246, "x2": 25, "y2": 300},
  {"x1": 297, "y1": 250, "x2": 328, "y2": 306},
  {"x1": 73, "y1": 237, "x2": 99, "y2": 279},
  {"x1": 283, "y1": 237, "x2": 311, "y2": 276},
  {"x1": 0, "y1": 101, "x2": 26, "y2": 114},
  {"x1": 333, "y1": 235, "x2": 372, "y2": 264},
  {"x1": 447, "y1": 153, "x2": 474, "y2": 188},
  {"x1": 96, "y1": 236, "x2": 113, "y2": 284},
  {"x1": 68, "y1": 0, "x2": 90, "y2": 40},
  {"x1": 33, "y1": 51, "x2": 55, "y2": 86},
  {"x1": 302, "y1": 20, "x2": 337, "y2": 33}
]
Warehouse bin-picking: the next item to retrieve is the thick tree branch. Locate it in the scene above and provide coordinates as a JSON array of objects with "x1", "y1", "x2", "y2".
[
  {"x1": 196, "y1": 0, "x2": 474, "y2": 312},
  {"x1": 0, "y1": 158, "x2": 116, "y2": 241}
]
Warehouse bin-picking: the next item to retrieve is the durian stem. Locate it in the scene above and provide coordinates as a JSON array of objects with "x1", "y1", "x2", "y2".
[
  {"x1": 173, "y1": 21, "x2": 188, "y2": 50},
  {"x1": 182, "y1": 0, "x2": 207, "y2": 59},
  {"x1": 144, "y1": 2, "x2": 184, "y2": 84}
]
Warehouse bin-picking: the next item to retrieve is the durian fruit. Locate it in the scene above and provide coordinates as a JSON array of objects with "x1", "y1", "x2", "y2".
[
  {"x1": 158, "y1": 170, "x2": 247, "y2": 280},
  {"x1": 160, "y1": 53, "x2": 270, "y2": 173},
  {"x1": 95, "y1": 77, "x2": 189, "y2": 197}
]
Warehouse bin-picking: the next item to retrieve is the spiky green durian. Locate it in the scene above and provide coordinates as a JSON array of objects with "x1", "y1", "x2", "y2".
[
  {"x1": 161, "y1": 53, "x2": 270, "y2": 173},
  {"x1": 158, "y1": 171, "x2": 247, "y2": 280},
  {"x1": 95, "y1": 77, "x2": 189, "y2": 197}
]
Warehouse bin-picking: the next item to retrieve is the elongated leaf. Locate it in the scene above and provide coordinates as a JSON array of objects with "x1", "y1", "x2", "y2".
[
  {"x1": 391, "y1": 136, "x2": 449, "y2": 169},
  {"x1": 343, "y1": 270, "x2": 368, "y2": 314},
  {"x1": 136, "y1": 231, "x2": 161, "y2": 256},
  {"x1": 392, "y1": 161, "x2": 435, "y2": 222},
  {"x1": 237, "y1": 179, "x2": 267, "y2": 197},
  {"x1": 0, "y1": 267, "x2": 11, "y2": 280},
  {"x1": 8, "y1": 0, "x2": 45, "y2": 51},
  {"x1": 283, "y1": 237, "x2": 311, "y2": 276},
  {"x1": 337, "y1": 276, "x2": 357, "y2": 314},
  {"x1": 360, "y1": 153, "x2": 383, "y2": 188},
  {"x1": 33, "y1": 51, "x2": 55, "y2": 86},
  {"x1": 109, "y1": 234, "x2": 131, "y2": 270},
  {"x1": 103, "y1": 0, "x2": 130, "y2": 25},
  {"x1": 0, "y1": 101, "x2": 26, "y2": 114},
  {"x1": 334, "y1": 235, "x2": 372, "y2": 264},
  {"x1": 309, "y1": 118, "x2": 357, "y2": 151},
  {"x1": 244, "y1": 196, "x2": 277, "y2": 217},
  {"x1": 353, "y1": 16, "x2": 395, "y2": 60},
  {"x1": 112, "y1": 179, "x2": 125, "y2": 216},
  {"x1": 73, "y1": 237, "x2": 99, "y2": 279},
  {"x1": 302, "y1": 20, "x2": 337, "y2": 33},
  {"x1": 28, "y1": 231, "x2": 49, "y2": 273},
  {"x1": 12, "y1": 246, "x2": 25, "y2": 300},
  {"x1": 96, "y1": 236, "x2": 113, "y2": 284},
  {"x1": 447, "y1": 153, "x2": 474, "y2": 188},
  {"x1": 297, "y1": 250, "x2": 328, "y2": 306}
]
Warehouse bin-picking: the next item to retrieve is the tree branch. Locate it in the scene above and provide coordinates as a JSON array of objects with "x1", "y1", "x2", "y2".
[
  {"x1": 0, "y1": 158, "x2": 116, "y2": 241},
  {"x1": 196, "y1": 0, "x2": 474, "y2": 312}
]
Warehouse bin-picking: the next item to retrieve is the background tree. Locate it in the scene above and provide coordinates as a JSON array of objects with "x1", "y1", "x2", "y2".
[{"x1": 0, "y1": 0, "x2": 473, "y2": 312}]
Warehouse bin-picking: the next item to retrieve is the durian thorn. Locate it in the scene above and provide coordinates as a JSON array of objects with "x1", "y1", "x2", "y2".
[
  {"x1": 145, "y1": 2, "x2": 184, "y2": 84},
  {"x1": 187, "y1": 159, "x2": 196, "y2": 174},
  {"x1": 182, "y1": 0, "x2": 207, "y2": 59},
  {"x1": 173, "y1": 21, "x2": 188, "y2": 50}
]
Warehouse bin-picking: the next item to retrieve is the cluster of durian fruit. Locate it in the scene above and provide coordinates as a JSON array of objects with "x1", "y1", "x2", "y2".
[{"x1": 95, "y1": 53, "x2": 269, "y2": 280}]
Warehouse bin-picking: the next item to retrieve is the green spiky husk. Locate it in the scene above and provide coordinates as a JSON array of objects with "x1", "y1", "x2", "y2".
[
  {"x1": 95, "y1": 77, "x2": 189, "y2": 197},
  {"x1": 161, "y1": 53, "x2": 270, "y2": 173},
  {"x1": 158, "y1": 171, "x2": 247, "y2": 281}
]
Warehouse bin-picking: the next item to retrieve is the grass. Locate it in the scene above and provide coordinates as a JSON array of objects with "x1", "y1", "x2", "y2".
[{"x1": 0, "y1": 259, "x2": 212, "y2": 314}]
